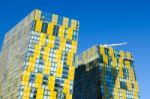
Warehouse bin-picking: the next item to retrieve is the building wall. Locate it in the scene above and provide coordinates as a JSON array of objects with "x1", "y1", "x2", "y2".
[
  {"x1": 74, "y1": 45, "x2": 139, "y2": 99},
  {"x1": 0, "y1": 11, "x2": 35, "y2": 99},
  {"x1": 73, "y1": 62, "x2": 101, "y2": 99},
  {"x1": 0, "y1": 9, "x2": 79, "y2": 99}
]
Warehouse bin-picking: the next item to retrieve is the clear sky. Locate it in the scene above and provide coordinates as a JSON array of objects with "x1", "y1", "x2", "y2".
[{"x1": 0, "y1": 0, "x2": 150, "y2": 98}]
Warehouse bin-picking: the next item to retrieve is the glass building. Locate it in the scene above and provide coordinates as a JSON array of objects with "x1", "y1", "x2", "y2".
[
  {"x1": 0, "y1": 9, "x2": 79, "y2": 99},
  {"x1": 73, "y1": 45, "x2": 139, "y2": 99}
]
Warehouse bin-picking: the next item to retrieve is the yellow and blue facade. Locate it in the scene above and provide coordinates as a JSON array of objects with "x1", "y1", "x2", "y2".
[
  {"x1": 0, "y1": 9, "x2": 140, "y2": 99},
  {"x1": 73, "y1": 45, "x2": 139, "y2": 99},
  {"x1": 0, "y1": 9, "x2": 79, "y2": 99}
]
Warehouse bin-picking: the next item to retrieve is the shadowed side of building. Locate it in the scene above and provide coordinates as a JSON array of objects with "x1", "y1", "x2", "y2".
[{"x1": 73, "y1": 45, "x2": 139, "y2": 99}]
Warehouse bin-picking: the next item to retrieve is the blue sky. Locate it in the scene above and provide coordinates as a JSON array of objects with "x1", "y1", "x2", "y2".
[{"x1": 0, "y1": 0, "x2": 150, "y2": 98}]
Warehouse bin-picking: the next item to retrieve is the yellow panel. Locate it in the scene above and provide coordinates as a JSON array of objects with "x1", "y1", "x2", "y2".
[
  {"x1": 67, "y1": 52, "x2": 73, "y2": 58},
  {"x1": 47, "y1": 22, "x2": 54, "y2": 35},
  {"x1": 133, "y1": 95, "x2": 138, "y2": 99},
  {"x1": 119, "y1": 50, "x2": 125, "y2": 57},
  {"x1": 119, "y1": 57, "x2": 123, "y2": 65},
  {"x1": 72, "y1": 40, "x2": 77, "y2": 46},
  {"x1": 64, "y1": 79, "x2": 70, "y2": 84},
  {"x1": 43, "y1": 51, "x2": 49, "y2": 56},
  {"x1": 35, "y1": 20, "x2": 42, "y2": 32},
  {"x1": 47, "y1": 36, "x2": 55, "y2": 48},
  {"x1": 36, "y1": 88, "x2": 44, "y2": 99},
  {"x1": 100, "y1": 46, "x2": 105, "y2": 54},
  {"x1": 63, "y1": 17, "x2": 69, "y2": 27},
  {"x1": 126, "y1": 52, "x2": 132, "y2": 58},
  {"x1": 39, "y1": 36, "x2": 45, "y2": 42},
  {"x1": 34, "y1": 9, "x2": 41, "y2": 19},
  {"x1": 45, "y1": 61, "x2": 51, "y2": 67},
  {"x1": 67, "y1": 28, "x2": 73, "y2": 40},
  {"x1": 48, "y1": 84, "x2": 54, "y2": 90},
  {"x1": 27, "y1": 63, "x2": 34, "y2": 72},
  {"x1": 44, "y1": 46, "x2": 50, "y2": 53},
  {"x1": 57, "y1": 62, "x2": 63, "y2": 68},
  {"x1": 63, "y1": 84, "x2": 70, "y2": 93},
  {"x1": 122, "y1": 89, "x2": 126, "y2": 98},
  {"x1": 112, "y1": 57, "x2": 117, "y2": 67},
  {"x1": 44, "y1": 66, "x2": 50, "y2": 74},
  {"x1": 35, "y1": 45, "x2": 41, "y2": 50},
  {"x1": 35, "y1": 73, "x2": 43, "y2": 84},
  {"x1": 22, "y1": 71, "x2": 29, "y2": 81},
  {"x1": 72, "y1": 47, "x2": 77, "y2": 53},
  {"x1": 133, "y1": 91, "x2": 137, "y2": 97},
  {"x1": 40, "y1": 32, "x2": 46, "y2": 38},
  {"x1": 66, "y1": 94, "x2": 72, "y2": 99},
  {"x1": 43, "y1": 55, "x2": 49, "y2": 61},
  {"x1": 39, "y1": 41, "x2": 45, "y2": 46},
  {"x1": 103, "y1": 55, "x2": 108, "y2": 64},
  {"x1": 68, "y1": 66, "x2": 75, "y2": 80},
  {"x1": 127, "y1": 80, "x2": 132, "y2": 90},
  {"x1": 49, "y1": 76, "x2": 55, "y2": 81},
  {"x1": 49, "y1": 35, "x2": 55, "y2": 41},
  {"x1": 50, "y1": 97, "x2": 56, "y2": 99},
  {"x1": 119, "y1": 67, "x2": 123, "y2": 78},
  {"x1": 22, "y1": 96, "x2": 28, "y2": 99},
  {"x1": 69, "y1": 66, "x2": 75, "y2": 72},
  {"x1": 135, "y1": 82, "x2": 139, "y2": 92},
  {"x1": 23, "y1": 87, "x2": 30, "y2": 97},
  {"x1": 56, "y1": 67, "x2": 63, "y2": 77},
  {"x1": 58, "y1": 26, "x2": 65, "y2": 38},
  {"x1": 108, "y1": 47, "x2": 114, "y2": 56},
  {"x1": 68, "y1": 73, "x2": 74, "y2": 80},
  {"x1": 60, "y1": 38, "x2": 66, "y2": 50},
  {"x1": 55, "y1": 50, "x2": 62, "y2": 61},
  {"x1": 52, "y1": 14, "x2": 58, "y2": 25},
  {"x1": 50, "y1": 91, "x2": 56, "y2": 97},
  {"x1": 130, "y1": 70, "x2": 135, "y2": 81},
  {"x1": 71, "y1": 44, "x2": 77, "y2": 53},
  {"x1": 71, "y1": 19, "x2": 77, "y2": 30}
]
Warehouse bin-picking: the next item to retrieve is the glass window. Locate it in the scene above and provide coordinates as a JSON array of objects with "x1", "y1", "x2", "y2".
[
  {"x1": 41, "y1": 22, "x2": 48, "y2": 33},
  {"x1": 41, "y1": 11, "x2": 52, "y2": 22},
  {"x1": 120, "y1": 81, "x2": 127, "y2": 90},
  {"x1": 42, "y1": 75, "x2": 48, "y2": 86},
  {"x1": 32, "y1": 20, "x2": 36, "y2": 30},
  {"x1": 53, "y1": 25, "x2": 59, "y2": 36},
  {"x1": 29, "y1": 73, "x2": 36, "y2": 83},
  {"x1": 123, "y1": 68, "x2": 129, "y2": 79}
]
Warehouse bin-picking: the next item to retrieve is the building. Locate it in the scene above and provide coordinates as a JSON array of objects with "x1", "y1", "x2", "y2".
[
  {"x1": 73, "y1": 45, "x2": 139, "y2": 99},
  {"x1": 0, "y1": 9, "x2": 79, "y2": 99}
]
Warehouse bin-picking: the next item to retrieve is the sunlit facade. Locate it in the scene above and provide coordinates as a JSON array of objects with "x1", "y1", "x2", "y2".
[
  {"x1": 0, "y1": 9, "x2": 79, "y2": 99},
  {"x1": 73, "y1": 45, "x2": 139, "y2": 99}
]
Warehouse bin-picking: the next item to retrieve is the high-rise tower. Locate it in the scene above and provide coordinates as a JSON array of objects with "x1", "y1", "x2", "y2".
[
  {"x1": 0, "y1": 9, "x2": 79, "y2": 99},
  {"x1": 73, "y1": 45, "x2": 139, "y2": 99}
]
